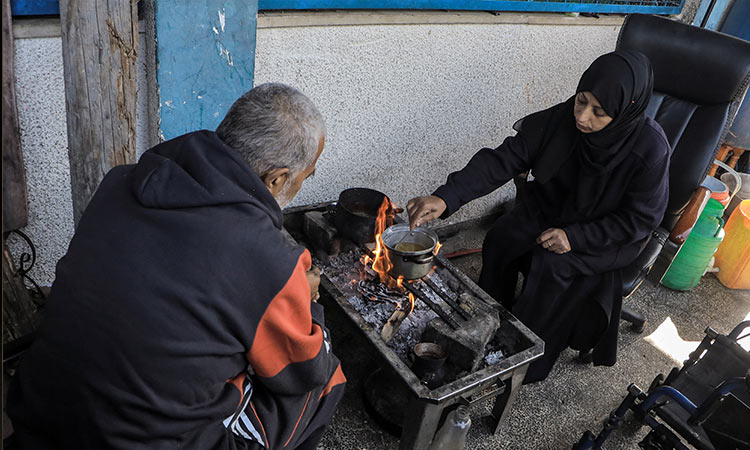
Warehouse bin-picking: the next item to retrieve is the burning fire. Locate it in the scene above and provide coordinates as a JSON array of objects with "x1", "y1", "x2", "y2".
[
  {"x1": 359, "y1": 197, "x2": 440, "y2": 317},
  {"x1": 366, "y1": 198, "x2": 397, "y2": 288}
]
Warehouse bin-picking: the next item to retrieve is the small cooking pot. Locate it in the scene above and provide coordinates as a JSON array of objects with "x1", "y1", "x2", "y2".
[
  {"x1": 381, "y1": 223, "x2": 438, "y2": 280},
  {"x1": 335, "y1": 188, "x2": 394, "y2": 245}
]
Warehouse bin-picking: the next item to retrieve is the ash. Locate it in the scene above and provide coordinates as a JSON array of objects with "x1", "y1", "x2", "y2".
[
  {"x1": 484, "y1": 350, "x2": 505, "y2": 366},
  {"x1": 317, "y1": 250, "x2": 452, "y2": 362}
]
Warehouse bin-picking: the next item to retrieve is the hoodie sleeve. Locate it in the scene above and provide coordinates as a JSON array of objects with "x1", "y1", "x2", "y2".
[
  {"x1": 432, "y1": 134, "x2": 531, "y2": 217},
  {"x1": 246, "y1": 249, "x2": 343, "y2": 395},
  {"x1": 228, "y1": 249, "x2": 345, "y2": 449}
]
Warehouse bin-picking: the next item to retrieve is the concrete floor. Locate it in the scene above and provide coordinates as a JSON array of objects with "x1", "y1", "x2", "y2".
[{"x1": 317, "y1": 218, "x2": 750, "y2": 450}]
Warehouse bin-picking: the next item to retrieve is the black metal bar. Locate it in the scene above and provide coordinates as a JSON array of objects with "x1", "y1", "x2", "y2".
[
  {"x1": 5, "y1": 229, "x2": 46, "y2": 301},
  {"x1": 422, "y1": 276, "x2": 471, "y2": 321},
  {"x1": 403, "y1": 282, "x2": 460, "y2": 329}
]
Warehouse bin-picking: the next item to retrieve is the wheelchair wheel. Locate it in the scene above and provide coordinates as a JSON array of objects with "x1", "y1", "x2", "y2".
[{"x1": 648, "y1": 374, "x2": 665, "y2": 392}]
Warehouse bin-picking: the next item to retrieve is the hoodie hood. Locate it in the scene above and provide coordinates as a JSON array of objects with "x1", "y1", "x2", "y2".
[{"x1": 133, "y1": 130, "x2": 283, "y2": 228}]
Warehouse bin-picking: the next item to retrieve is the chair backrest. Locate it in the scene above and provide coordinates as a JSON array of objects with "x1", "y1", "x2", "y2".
[{"x1": 616, "y1": 14, "x2": 750, "y2": 230}]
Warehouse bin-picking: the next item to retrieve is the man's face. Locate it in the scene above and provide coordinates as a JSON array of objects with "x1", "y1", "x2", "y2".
[{"x1": 273, "y1": 135, "x2": 325, "y2": 208}]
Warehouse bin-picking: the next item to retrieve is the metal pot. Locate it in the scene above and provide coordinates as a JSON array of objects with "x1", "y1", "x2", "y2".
[
  {"x1": 334, "y1": 188, "x2": 393, "y2": 245},
  {"x1": 381, "y1": 223, "x2": 438, "y2": 280}
]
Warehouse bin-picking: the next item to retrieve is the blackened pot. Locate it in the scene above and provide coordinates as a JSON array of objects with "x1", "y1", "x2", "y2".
[{"x1": 334, "y1": 188, "x2": 392, "y2": 245}]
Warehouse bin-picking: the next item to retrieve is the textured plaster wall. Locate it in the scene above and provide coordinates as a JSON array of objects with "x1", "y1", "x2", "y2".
[
  {"x1": 12, "y1": 20, "x2": 618, "y2": 286},
  {"x1": 9, "y1": 37, "x2": 74, "y2": 288},
  {"x1": 10, "y1": 31, "x2": 150, "y2": 286},
  {"x1": 254, "y1": 23, "x2": 619, "y2": 220}
]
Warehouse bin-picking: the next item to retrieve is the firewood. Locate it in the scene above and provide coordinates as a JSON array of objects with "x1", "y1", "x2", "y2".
[{"x1": 381, "y1": 309, "x2": 408, "y2": 343}]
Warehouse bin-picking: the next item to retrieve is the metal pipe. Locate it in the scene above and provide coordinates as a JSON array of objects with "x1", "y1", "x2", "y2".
[
  {"x1": 639, "y1": 386, "x2": 698, "y2": 414},
  {"x1": 422, "y1": 277, "x2": 471, "y2": 321},
  {"x1": 403, "y1": 282, "x2": 460, "y2": 329}
]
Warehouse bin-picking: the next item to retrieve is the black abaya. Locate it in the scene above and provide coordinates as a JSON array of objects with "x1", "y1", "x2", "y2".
[{"x1": 431, "y1": 52, "x2": 670, "y2": 382}]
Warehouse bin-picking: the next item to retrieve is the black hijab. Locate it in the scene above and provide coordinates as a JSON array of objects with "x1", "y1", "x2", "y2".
[{"x1": 513, "y1": 50, "x2": 654, "y2": 216}]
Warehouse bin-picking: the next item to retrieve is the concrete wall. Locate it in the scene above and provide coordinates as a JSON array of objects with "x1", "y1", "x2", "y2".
[
  {"x1": 254, "y1": 17, "x2": 620, "y2": 216},
  {"x1": 10, "y1": 13, "x2": 620, "y2": 286}
]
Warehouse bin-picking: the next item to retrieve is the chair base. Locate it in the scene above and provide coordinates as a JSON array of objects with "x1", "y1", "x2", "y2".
[{"x1": 621, "y1": 307, "x2": 646, "y2": 333}]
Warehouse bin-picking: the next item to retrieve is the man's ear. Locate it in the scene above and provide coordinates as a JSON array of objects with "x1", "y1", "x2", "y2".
[{"x1": 261, "y1": 167, "x2": 291, "y2": 196}]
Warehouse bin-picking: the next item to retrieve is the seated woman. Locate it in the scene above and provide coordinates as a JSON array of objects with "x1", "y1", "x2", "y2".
[{"x1": 406, "y1": 51, "x2": 670, "y2": 383}]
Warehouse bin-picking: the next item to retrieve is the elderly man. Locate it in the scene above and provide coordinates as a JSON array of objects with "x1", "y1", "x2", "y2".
[{"x1": 8, "y1": 83, "x2": 345, "y2": 450}]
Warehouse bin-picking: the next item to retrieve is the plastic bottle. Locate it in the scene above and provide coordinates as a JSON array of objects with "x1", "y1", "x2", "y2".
[{"x1": 430, "y1": 406, "x2": 471, "y2": 450}]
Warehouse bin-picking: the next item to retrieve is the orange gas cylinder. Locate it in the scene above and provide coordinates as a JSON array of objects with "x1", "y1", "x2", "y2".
[{"x1": 714, "y1": 199, "x2": 750, "y2": 289}]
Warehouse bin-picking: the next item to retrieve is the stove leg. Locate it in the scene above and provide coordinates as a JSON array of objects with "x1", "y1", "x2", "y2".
[
  {"x1": 491, "y1": 365, "x2": 528, "y2": 434},
  {"x1": 399, "y1": 397, "x2": 443, "y2": 450}
]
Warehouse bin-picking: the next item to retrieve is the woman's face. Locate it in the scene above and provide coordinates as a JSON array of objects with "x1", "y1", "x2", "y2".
[{"x1": 573, "y1": 91, "x2": 613, "y2": 133}]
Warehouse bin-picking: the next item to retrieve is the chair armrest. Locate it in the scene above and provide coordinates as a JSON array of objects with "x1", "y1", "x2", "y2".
[{"x1": 668, "y1": 186, "x2": 712, "y2": 245}]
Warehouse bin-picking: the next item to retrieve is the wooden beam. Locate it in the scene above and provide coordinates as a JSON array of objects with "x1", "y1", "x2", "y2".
[
  {"x1": 59, "y1": 0, "x2": 138, "y2": 225},
  {"x1": 2, "y1": 0, "x2": 29, "y2": 232}
]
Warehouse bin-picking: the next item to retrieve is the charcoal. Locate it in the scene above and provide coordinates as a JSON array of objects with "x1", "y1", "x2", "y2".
[
  {"x1": 304, "y1": 211, "x2": 338, "y2": 255},
  {"x1": 422, "y1": 294, "x2": 501, "y2": 372}
]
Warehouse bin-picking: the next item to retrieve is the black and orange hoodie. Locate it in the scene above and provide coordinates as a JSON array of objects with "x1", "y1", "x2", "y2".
[{"x1": 8, "y1": 131, "x2": 346, "y2": 450}]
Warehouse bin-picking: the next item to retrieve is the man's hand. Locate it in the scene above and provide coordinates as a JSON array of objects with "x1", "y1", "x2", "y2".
[
  {"x1": 306, "y1": 265, "x2": 321, "y2": 302},
  {"x1": 406, "y1": 196, "x2": 447, "y2": 230},
  {"x1": 536, "y1": 228, "x2": 571, "y2": 254}
]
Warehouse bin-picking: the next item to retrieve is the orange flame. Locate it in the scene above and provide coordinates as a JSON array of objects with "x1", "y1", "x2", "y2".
[
  {"x1": 370, "y1": 198, "x2": 397, "y2": 288},
  {"x1": 359, "y1": 198, "x2": 418, "y2": 318},
  {"x1": 434, "y1": 241, "x2": 443, "y2": 255}
]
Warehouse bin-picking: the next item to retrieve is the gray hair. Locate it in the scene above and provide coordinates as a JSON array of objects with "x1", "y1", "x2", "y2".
[{"x1": 216, "y1": 83, "x2": 325, "y2": 177}]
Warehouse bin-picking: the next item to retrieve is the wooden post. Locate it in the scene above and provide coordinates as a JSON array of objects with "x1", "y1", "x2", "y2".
[
  {"x1": 2, "y1": 0, "x2": 29, "y2": 232},
  {"x1": 59, "y1": 0, "x2": 138, "y2": 225}
]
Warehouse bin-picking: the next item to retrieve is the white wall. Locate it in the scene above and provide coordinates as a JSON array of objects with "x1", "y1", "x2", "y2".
[
  {"x1": 10, "y1": 14, "x2": 620, "y2": 286},
  {"x1": 254, "y1": 21, "x2": 619, "y2": 217}
]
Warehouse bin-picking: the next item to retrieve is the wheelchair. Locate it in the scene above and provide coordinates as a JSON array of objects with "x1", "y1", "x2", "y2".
[{"x1": 575, "y1": 321, "x2": 750, "y2": 450}]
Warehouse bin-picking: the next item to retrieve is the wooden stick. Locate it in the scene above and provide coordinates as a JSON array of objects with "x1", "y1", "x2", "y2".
[{"x1": 381, "y1": 309, "x2": 408, "y2": 342}]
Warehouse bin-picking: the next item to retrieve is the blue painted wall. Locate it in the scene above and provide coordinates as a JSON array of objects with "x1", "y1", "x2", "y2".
[
  {"x1": 10, "y1": 0, "x2": 683, "y2": 16},
  {"x1": 154, "y1": 0, "x2": 258, "y2": 140},
  {"x1": 720, "y1": 0, "x2": 750, "y2": 40},
  {"x1": 257, "y1": 0, "x2": 684, "y2": 14},
  {"x1": 720, "y1": 0, "x2": 750, "y2": 149},
  {"x1": 9, "y1": 0, "x2": 58, "y2": 15}
]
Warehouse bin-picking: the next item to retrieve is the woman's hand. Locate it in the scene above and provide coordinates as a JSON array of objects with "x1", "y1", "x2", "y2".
[
  {"x1": 306, "y1": 264, "x2": 321, "y2": 302},
  {"x1": 406, "y1": 196, "x2": 447, "y2": 230},
  {"x1": 536, "y1": 228, "x2": 571, "y2": 254}
]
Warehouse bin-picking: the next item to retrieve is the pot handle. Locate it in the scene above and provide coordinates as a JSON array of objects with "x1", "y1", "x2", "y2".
[{"x1": 407, "y1": 253, "x2": 434, "y2": 264}]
